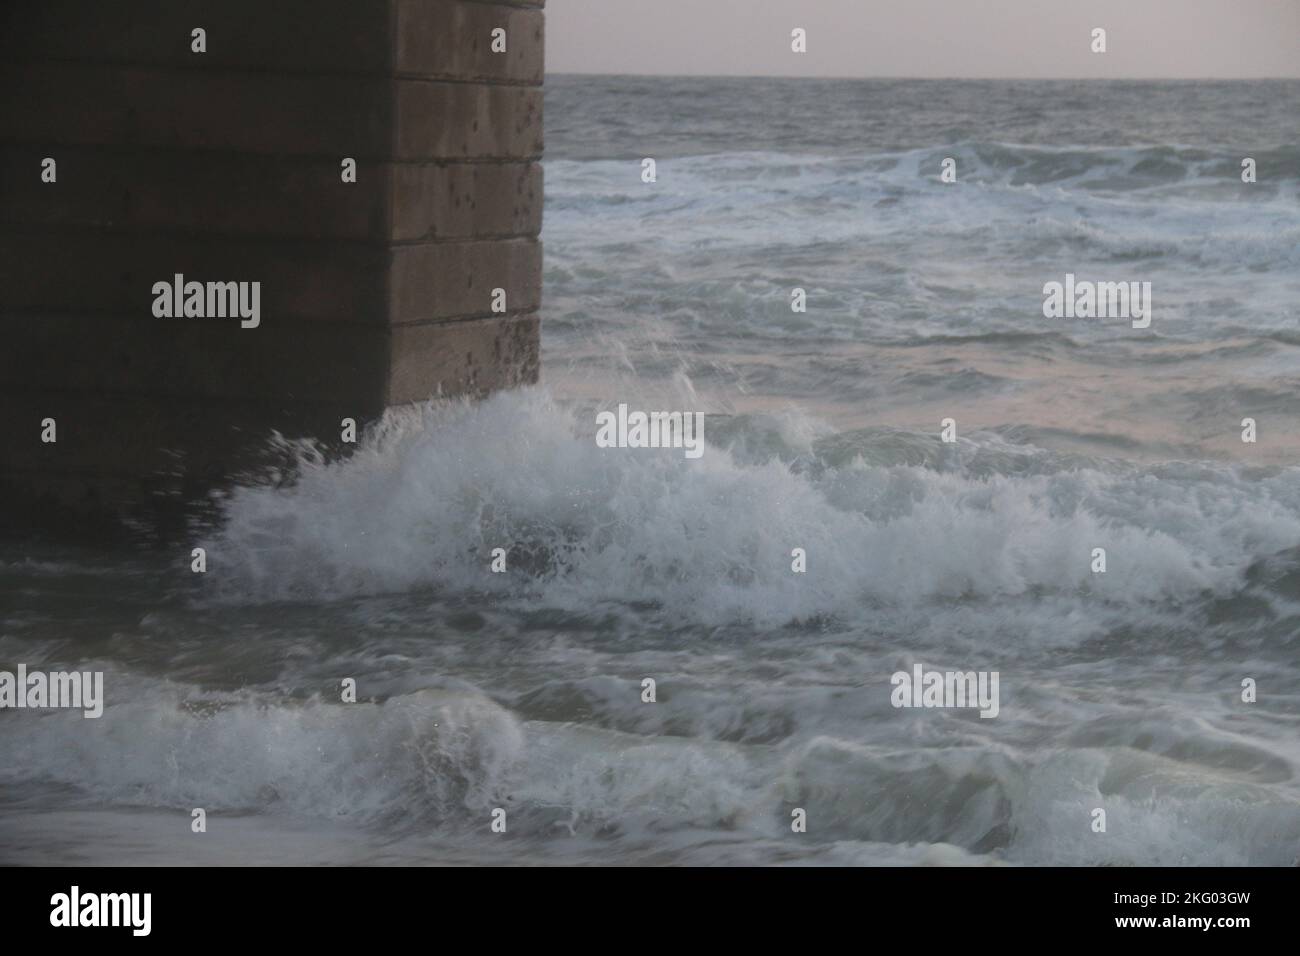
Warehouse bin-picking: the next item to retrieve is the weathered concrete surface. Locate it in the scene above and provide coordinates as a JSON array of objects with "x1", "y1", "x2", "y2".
[
  {"x1": 1, "y1": 148, "x2": 543, "y2": 241},
  {"x1": 0, "y1": 65, "x2": 544, "y2": 159},
  {"x1": 0, "y1": 0, "x2": 544, "y2": 540},
  {"x1": 388, "y1": 314, "x2": 540, "y2": 405},
  {"x1": 390, "y1": 238, "x2": 543, "y2": 321},
  {"x1": 1, "y1": 0, "x2": 544, "y2": 80}
]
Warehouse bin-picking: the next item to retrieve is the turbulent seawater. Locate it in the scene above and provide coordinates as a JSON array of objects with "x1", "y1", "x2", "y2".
[{"x1": 3, "y1": 77, "x2": 1299, "y2": 866}]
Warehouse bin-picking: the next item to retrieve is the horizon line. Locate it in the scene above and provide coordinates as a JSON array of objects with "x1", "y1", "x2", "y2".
[{"x1": 546, "y1": 71, "x2": 1299, "y2": 82}]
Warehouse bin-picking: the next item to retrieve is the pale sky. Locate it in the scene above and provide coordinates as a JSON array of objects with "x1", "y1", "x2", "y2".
[{"x1": 547, "y1": 0, "x2": 1300, "y2": 79}]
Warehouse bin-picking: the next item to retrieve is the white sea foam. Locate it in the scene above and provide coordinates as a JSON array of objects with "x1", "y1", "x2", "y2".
[
  {"x1": 201, "y1": 387, "x2": 1300, "y2": 628},
  {"x1": 4, "y1": 671, "x2": 1296, "y2": 866},
  {"x1": 7, "y1": 80, "x2": 1298, "y2": 867}
]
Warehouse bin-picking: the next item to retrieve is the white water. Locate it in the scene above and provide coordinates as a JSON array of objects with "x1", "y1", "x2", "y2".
[{"x1": 3, "y1": 78, "x2": 1299, "y2": 866}]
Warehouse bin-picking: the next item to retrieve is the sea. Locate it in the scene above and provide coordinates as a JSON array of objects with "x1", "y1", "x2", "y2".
[{"x1": 2, "y1": 77, "x2": 1298, "y2": 865}]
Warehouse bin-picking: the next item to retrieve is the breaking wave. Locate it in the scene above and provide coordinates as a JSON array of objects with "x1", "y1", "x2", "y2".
[{"x1": 200, "y1": 388, "x2": 1300, "y2": 630}]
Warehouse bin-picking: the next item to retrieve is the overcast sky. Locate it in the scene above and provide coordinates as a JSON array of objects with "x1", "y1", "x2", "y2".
[{"x1": 547, "y1": 0, "x2": 1300, "y2": 79}]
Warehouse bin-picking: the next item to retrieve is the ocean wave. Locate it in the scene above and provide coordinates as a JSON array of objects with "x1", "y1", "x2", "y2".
[
  {"x1": 544, "y1": 142, "x2": 1300, "y2": 338},
  {"x1": 927, "y1": 142, "x2": 1300, "y2": 190},
  {"x1": 546, "y1": 142, "x2": 1300, "y2": 199},
  {"x1": 197, "y1": 388, "x2": 1300, "y2": 625},
  {"x1": 5, "y1": 672, "x2": 1295, "y2": 865},
  {"x1": 0, "y1": 678, "x2": 524, "y2": 826}
]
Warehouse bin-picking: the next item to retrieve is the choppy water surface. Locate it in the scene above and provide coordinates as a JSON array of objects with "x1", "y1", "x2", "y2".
[{"x1": 2, "y1": 78, "x2": 1298, "y2": 865}]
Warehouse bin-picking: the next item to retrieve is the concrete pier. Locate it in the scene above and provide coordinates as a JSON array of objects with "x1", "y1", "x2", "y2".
[{"x1": 0, "y1": 0, "x2": 544, "y2": 537}]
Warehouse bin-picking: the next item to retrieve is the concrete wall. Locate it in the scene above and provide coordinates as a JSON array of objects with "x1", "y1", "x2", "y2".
[{"x1": 0, "y1": 0, "x2": 544, "y2": 538}]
